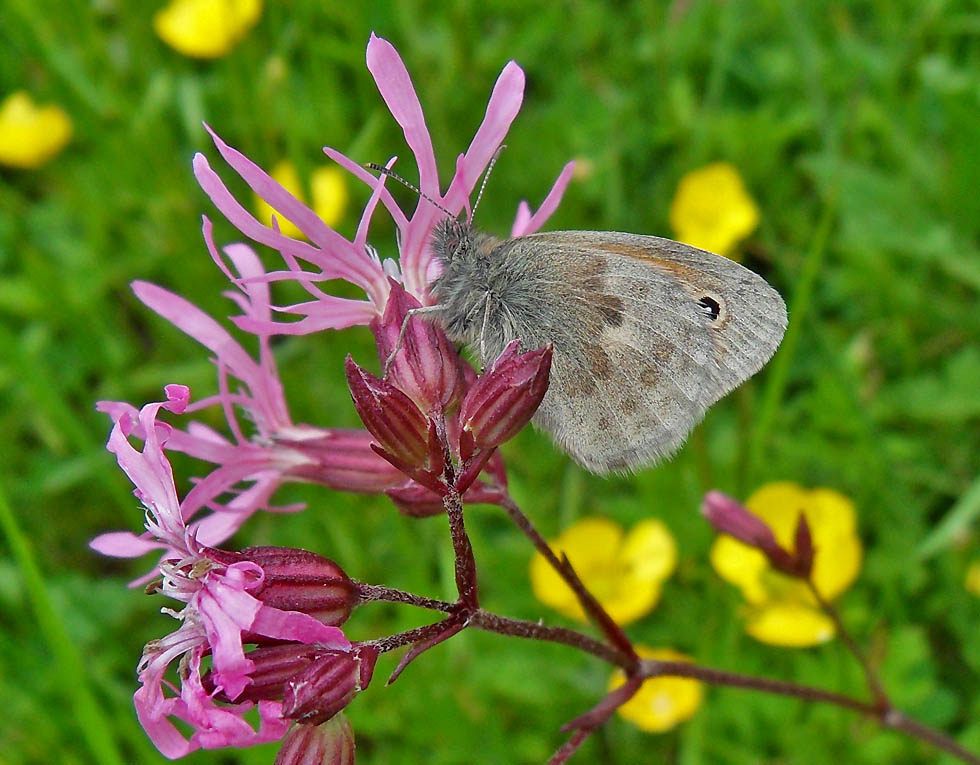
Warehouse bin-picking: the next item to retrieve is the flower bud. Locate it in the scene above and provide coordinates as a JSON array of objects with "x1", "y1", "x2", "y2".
[
  {"x1": 701, "y1": 491, "x2": 811, "y2": 578},
  {"x1": 372, "y1": 281, "x2": 463, "y2": 414},
  {"x1": 206, "y1": 642, "x2": 325, "y2": 703},
  {"x1": 459, "y1": 340, "x2": 552, "y2": 449},
  {"x1": 204, "y1": 546, "x2": 357, "y2": 626},
  {"x1": 345, "y1": 356, "x2": 430, "y2": 467},
  {"x1": 283, "y1": 646, "x2": 379, "y2": 725},
  {"x1": 275, "y1": 716, "x2": 355, "y2": 765}
]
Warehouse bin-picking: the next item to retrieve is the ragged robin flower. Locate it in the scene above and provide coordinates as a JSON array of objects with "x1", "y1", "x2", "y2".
[
  {"x1": 709, "y1": 482, "x2": 862, "y2": 647},
  {"x1": 0, "y1": 91, "x2": 72, "y2": 169},
  {"x1": 529, "y1": 517, "x2": 676, "y2": 625},
  {"x1": 154, "y1": 0, "x2": 262, "y2": 59},
  {"x1": 669, "y1": 161, "x2": 759, "y2": 259},
  {"x1": 608, "y1": 647, "x2": 704, "y2": 733},
  {"x1": 94, "y1": 386, "x2": 351, "y2": 757}
]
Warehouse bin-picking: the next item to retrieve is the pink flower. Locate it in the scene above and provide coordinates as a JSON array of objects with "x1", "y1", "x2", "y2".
[
  {"x1": 94, "y1": 243, "x2": 402, "y2": 560},
  {"x1": 195, "y1": 32, "x2": 574, "y2": 320},
  {"x1": 95, "y1": 388, "x2": 350, "y2": 758}
]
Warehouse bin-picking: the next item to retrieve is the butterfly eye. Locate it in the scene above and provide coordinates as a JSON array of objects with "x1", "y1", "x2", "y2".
[{"x1": 698, "y1": 295, "x2": 724, "y2": 324}]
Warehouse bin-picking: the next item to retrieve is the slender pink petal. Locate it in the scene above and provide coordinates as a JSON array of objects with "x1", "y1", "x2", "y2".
[
  {"x1": 90, "y1": 531, "x2": 163, "y2": 557},
  {"x1": 366, "y1": 34, "x2": 439, "y2": 197},
  {"x1": 444, "y1": 61, "x2": 525, "y2": 212},
  {"x1": 231, "y1": 297, "x2": 377, "y2": 335},
  {"x1": 322, "y1": 147, "x2": 408, "y2": 230},
  {"x1": 133, "y1": 281, "x2": 259, "y2": 379},
  {"x1": 510, "y1": 160, "x2": 576, "y2": 237}
]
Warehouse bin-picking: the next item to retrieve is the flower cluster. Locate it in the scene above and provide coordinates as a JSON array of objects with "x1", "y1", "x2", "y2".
[
  {"x1": 95, "y1": 33, "x2": 573, "y2": 759},
  {"x1": 100, "y1": 386, "x2": 360, "y2": 757}
]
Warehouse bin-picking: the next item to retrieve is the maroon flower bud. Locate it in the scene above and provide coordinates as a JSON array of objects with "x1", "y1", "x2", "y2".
[
  {"x1": 701, "y1": 491, "x2": 811, "y2": 578},
  {"x1": 275, "y1": 716, "x2": 355, "y2": 765},
  {"x1": 206, "y1": 642, "x2": 325, "y2": 703},
  {"x1": 279, "y1": 428, "x2": 405, "y2": 492},
  {"x1": 345, "y1": 356, "x2": 431, "y2": 468},
  {"x1": 204, "y1": 546, "x2": 357, "y2": 626},
  {"x1": 245, "y1": 547, "x2": 357, "y2": 626},
  {"x1": 459, "y1": 340, "x2": 552, "y2": 449},
  {"x1": 372, "y1": 281, "x2": 463, "y2": 415},
  {"x1": 283, "y1": 646, "x2": 379, "y2": 725}
]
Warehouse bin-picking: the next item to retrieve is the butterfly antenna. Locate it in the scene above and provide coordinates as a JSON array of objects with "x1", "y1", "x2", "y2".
[
  {"x1": 470, "y1": 145, "x2": 505, "y2": 222},
  {"x1": 364, "y1": 163, "x2": 454, "y2": 218}
]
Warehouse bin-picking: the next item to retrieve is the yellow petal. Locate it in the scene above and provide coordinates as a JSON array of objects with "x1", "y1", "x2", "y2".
[
  {"x1": 609, "y1": 647, "x2": 704, "y2": 733},
  {"x1": 669, "y1": 161, "x2": 759, "y2": 259},
  {"x1": 311, "y1": 166, "x2": 349, "y2": 228},
  {"x1": 530, "y1": 517, "x2": 624, "y2": 623},
  {"x1": 965, "y1": 561, "x2": 980, "y2": 597},
  {"x1": 0, "y1": 91, "x2": 72, "y2": 169},
  {"x1": 530, "y1": 517, "x2": 676, "y2": 625},
  {"x1": 709, "y1": 535, "x2": 769, "y2": 602},
  {"x1": 154, "y1": 0, "x2": 262, "y2": 59},
  {"x1": 621, "y1": 519, "x2": 677, "y2": 584},
  {"x1": 742, "y1": 602, "x2": 836, "y2": 647},
  {"x1": 254, "y1": 159, "x2": 306, "y2": 240}
]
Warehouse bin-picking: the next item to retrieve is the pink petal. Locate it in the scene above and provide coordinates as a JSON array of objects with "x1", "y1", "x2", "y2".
[
  {"x1": 366, "y1": 34, "x2": 439, "y2": 198},
  {"x1": 231, "y1": 298, "x2": 378, "y2": 335},
  {"x1": 323, "y1": 147, "x2": 408, "y2": 230},
  {"x1": 90, "y1": 531, "x2": 163, "y2": 558},
  {"x1": 444, "y1": 61, "x2": 525, "y2": 212},
  {"x1": 192, "y1": 152, "x2": 377, "y2": 292},
  {"x1": 511, "y1": 160, "x2": 576, "y2": 237},
  {"x1": 132, "y1": 281, "x2": 259, "y2": 379}
]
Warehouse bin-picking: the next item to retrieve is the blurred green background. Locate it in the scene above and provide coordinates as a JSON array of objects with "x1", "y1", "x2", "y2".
[{"x1": 2, "y1": 0, "x2": 980, "y2": 762}]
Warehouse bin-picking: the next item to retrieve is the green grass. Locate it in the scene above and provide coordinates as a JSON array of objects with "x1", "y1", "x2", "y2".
[{"x1": 2, "y1": 1, "x2": 980, "y2": 762}]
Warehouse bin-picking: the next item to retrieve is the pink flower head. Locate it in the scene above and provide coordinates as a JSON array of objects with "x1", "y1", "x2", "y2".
[
  {"x1": 195, "y1": 32, "x2": 574, "y2": 317},
  {"x1": 95, "y1": 243, "x2": 402, "y2": 558},
  {"x1": 94, "y1": 388, "x2": 350, "y2": 757}
]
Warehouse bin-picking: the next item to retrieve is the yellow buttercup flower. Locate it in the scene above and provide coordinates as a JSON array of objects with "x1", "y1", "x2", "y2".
[
  {"x1": 254, "y1": 160, "x2": 349, "y2": 240},
  {"x1": 530, "y1": 517, "x2": 676, "y2": 625},
  {"x1": 311, "y1": 166, "x2": 349, "y2": 229},
  {"x1": 710, "y1": 482, "x2": 862, "y2": 647},
  {"x1": 154, "y1": 0, "x2": 262, "y2": 59},
  {"x1": 609, "y1": 647, "x2": 704, "y2": 733},
  {"x1": 669, "y1": 162, "x2": 760, "y2": 259},
  {"x1": 0, "y1": 92, "x2": 72, "y2": 169},
  {"x1": 966, "y1": 561, "x2": 980, "y2": 598}
]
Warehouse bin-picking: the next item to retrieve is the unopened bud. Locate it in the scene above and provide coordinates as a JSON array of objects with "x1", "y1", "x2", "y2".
[
  {"x1": 206, "y1": 642, "x2": 324, "y2": 703},
  {"x1": 204, "y1": 546, "x2": 356, "y2": 626},
  {"x1": 275, "y1": 715, "x2": 354, "y2": 765},
  {"x1": 459, "y1": 341, "x2": 552, "y2": 449},
  {"x1": 701, "y1": 491, "x2": 812, "y2": 578},
  {"x1": 283, "y1": 645, "x2": 379, "y2": 725},
  {"x1": 243, "y1": 547, "x2": 356, "y2": 626},
  {"x1": 275, "y1": 716, "x2": 355, "y2": 765},
  {"x1": 345, "y1": 356, "x2": 431, "y2": 467},
  {"x1": 372, "y1": 281, "x2": 463, "y2": 414}
]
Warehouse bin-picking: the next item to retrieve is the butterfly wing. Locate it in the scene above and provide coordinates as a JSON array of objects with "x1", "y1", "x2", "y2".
[{"x1": 489, "y1": 231, "x2": 787, "y2": 473}]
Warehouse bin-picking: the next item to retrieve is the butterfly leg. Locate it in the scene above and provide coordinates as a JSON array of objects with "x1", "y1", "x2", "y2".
[{"x1": 383, "y1": 304, "x2": 445, "y2": 377}]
